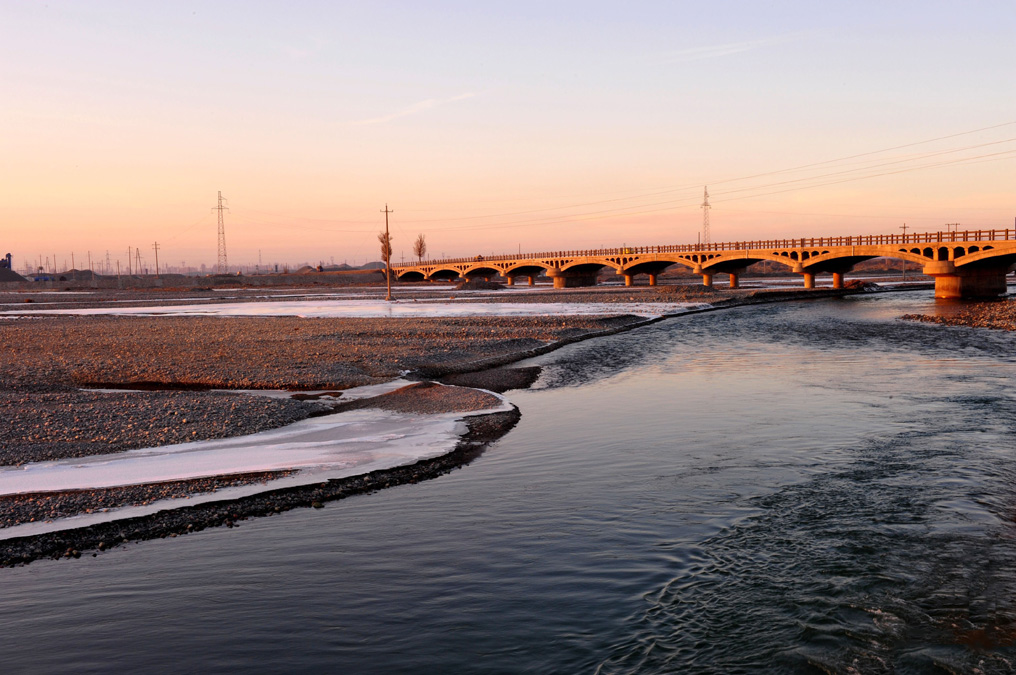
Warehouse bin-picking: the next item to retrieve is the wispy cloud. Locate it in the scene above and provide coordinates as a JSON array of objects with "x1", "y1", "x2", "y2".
[
  {"x1": 656, "y1": 33, "x2": 809, "y2": 64},
  {"x1": 353, "y1": 93, "x2": 476, "y2": 126}
]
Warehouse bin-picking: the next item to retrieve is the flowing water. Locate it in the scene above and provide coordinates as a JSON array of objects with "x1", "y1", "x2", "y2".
[{"x1": 4, "y1": 291, "x2": 1016, "y2": 673}]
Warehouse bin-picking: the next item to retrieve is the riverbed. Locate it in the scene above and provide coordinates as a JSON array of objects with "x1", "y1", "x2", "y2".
[{"x1": 3, "y1": 290, "x2": 1016, "y2": 673}]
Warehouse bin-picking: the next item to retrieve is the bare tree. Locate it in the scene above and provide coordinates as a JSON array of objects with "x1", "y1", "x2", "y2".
[
  {"x1": 378, "y1": 230, "x2": 394, "y2": 289},
  {"x1": 412, "y1": 233, "x2": 427, "y2": 263},
  {"x1": 378, "y1": 231, "x2": 393, "y2": 263}
]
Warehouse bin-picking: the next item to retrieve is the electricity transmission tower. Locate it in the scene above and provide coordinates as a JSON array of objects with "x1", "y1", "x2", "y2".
[
  {"x1": 701, "y1": 186, "x2": 711, "y2": 245},
  {"x1": 215, "y1": 191, "x2": 229, "y2": 274}
]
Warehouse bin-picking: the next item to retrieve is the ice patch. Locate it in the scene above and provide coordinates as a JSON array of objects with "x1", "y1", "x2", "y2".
[
  {"x1": 1, "y1": 299, "x2": 709, "y2": 319},
  {"x1": 0, "y1": 389, "x2": 514, "y2": 539}
]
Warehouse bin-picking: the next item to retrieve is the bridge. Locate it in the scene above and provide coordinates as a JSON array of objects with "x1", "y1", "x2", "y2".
[{"x1": 392, "y1": 228, "x2": 1016, "y2": 299}]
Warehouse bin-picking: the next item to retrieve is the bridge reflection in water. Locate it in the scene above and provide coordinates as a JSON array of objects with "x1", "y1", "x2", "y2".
[{"x1": 392, "y1": 228, "x2": 1016, "y2": 299}]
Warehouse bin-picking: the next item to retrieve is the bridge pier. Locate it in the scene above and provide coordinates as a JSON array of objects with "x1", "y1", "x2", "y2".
[
  {"x1": 832, "y1": 272, "x2": 844, "y2": 289},
  {"x1": 624, "y1": 274, "x2": 633, "y2": 287},
  {"x1": 924, "y1": 261, "x2": 1009, "y2": 299},
  {"x1": 802, "y1": 272, "x2": 815, "y2": 289},
  {"x1": 506, "y1": 276, "x2": 514, "y2": 286},
  {"x1": 728, "y1": 272, "x2": 739, "y2": 289},
  {"x1": 701, "y1": 273, "x2": 713, "y2": 288},
  {"x1": 528, "y1": 276, "x2": 535, "y2": 286},
  {"x1": 548, "y1": 268, "x2": 598, "y2": 289},
  {"x1": 648, "y1": 273, "x2": 658, "y2": 287},
  {"x1": 553, "y1": 275, "x2": 597, "y2": 289}
]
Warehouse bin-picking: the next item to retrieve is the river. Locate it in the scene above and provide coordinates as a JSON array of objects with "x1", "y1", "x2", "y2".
[{"x1": 3, "y1": 290, "x2": 1016, "y2": 673}]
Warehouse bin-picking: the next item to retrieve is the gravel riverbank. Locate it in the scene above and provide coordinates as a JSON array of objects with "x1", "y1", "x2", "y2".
[
  {"x1": 0, "y1": 313, "x2": 640, "y2": 463},
  {"x1": 902, "y1": 298, "x2": 1016, "y2": 331}
]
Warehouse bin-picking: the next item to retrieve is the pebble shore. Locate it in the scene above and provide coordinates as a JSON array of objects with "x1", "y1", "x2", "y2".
[
  {"x1": 0, "y1": 471, "x2": 294, "y2": 529},
  {"x1": 0, "y1": 311, "x2": 639, "y2": 461},
  {"x1": 902, "y1": 299, "x2": 1016, "y2": 331}
]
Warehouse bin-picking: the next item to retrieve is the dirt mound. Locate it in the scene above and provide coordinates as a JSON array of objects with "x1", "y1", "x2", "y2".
[
  {"x1": 844, "y1": 280, "x2": 880, "y2": 291},
  {"x1": 333, "y1": 381, "x2": 501, "y2": 414},
  {"x1": 0, "y1": 268, "x2": 26, "y2": 282},
  {"x1": 655, "y1": 284, "x2": 723, "y2": 300},
  {"x1": 439, "y1": 366, "x2": 542, "y2": 393},
  {"x1": 455, "y1": 279, "x2": 504, "y2": 291}
]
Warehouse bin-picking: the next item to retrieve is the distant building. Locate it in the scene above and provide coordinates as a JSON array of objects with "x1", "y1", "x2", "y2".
[{"x1": 0, "y1": 253, "x2": 11, "y2": 269}]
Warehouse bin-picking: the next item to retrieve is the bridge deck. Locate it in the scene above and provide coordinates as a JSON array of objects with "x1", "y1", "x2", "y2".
[{"x1": 391, "y1": 228, "x2": 1016, "y2": 299}]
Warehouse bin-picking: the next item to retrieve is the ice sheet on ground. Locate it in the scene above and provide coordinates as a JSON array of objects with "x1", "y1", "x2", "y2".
[
  {"x1": 1, "y1": 299, "x2": 709, "y2": 318},
  {"x1": 230, "y1": 378, "x2": 416, "y2": 401},
  {"x1": 85, "y1": 378, "x2": 417, "y2": 401},
  {"x1": 0, "y1": 391, "x2": 514, "y2": 539}
]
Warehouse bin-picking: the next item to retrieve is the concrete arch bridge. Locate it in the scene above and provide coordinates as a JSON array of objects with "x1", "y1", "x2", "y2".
[{"x1": 392, "y1": 228, "x2": 1016, "y2": 299}]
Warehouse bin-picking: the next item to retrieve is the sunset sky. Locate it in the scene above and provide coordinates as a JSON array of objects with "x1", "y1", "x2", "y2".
[{"x1": 3, "y1": 1, "x2": 1015, "y2": 271}]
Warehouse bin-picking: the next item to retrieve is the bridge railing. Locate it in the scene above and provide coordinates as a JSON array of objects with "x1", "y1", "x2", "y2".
[{"x1": 392, "y1": 228, "x2": 1015, "y2": 269}]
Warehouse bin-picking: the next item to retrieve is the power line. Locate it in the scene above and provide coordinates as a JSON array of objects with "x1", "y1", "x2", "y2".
[
  {"x1": 406, "y1": 147, "x2": 1016, "y2": 234},
  {"x1": 168, "y1": 120, "x2": 1016, "y2": 244},
  {"x1": 395, "y1": 120, "x2": 1016, "y2": 226}
]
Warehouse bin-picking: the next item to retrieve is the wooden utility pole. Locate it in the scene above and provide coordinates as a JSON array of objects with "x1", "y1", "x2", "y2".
[{"x1": 381, "y1": 204, "x2": 393, "y2": 301}]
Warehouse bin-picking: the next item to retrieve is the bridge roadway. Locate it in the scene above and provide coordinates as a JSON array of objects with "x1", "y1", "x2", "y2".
[{"x1": 391, "y1": 228, "x2": 1016, "y2": 299}]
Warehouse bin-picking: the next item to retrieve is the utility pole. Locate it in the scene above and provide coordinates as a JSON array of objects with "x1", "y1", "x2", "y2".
[
  {"x1": 135, "y1": 248, "x2": 142, "y2": 275},
  {"x1": 152, "y1": 242, "x2": 161, "y2": 278},
  {"x1": 126, "y1": 247, "x2": 132, "y2": 275},
  {"x1": 900, "y1": 223, "x2": 908, "y2": 280},
  {"x1": 215, "y1": 191, "x2": 228, "y2": 274},
  {"x1": 381, "y1": 203, "x2": 393, "y2": 301},
  {"x1": 701, "y1": 186, "x2": 711, "y2": 246}
]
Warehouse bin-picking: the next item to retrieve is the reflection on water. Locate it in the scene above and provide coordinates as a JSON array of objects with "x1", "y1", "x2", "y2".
[{"x1": 3, "y1": 291, "x2": 1016, "y2": 673}]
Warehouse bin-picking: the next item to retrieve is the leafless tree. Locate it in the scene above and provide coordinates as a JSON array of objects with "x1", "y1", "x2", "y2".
[
  {"x1": 378, "y1": 231, "x2": 393, "y2": 263},
  {"x1": 378, "y1": 230, "x2": 394, "y2": 286},
  {"x1": 412, "y1": 233, "x2": 427, "y2": 263}
]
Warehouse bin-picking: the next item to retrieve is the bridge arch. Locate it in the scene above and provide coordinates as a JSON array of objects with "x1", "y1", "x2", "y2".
[
  {"x1": 557, "y1": 257, "x2": 621, "y2": 275},
  {"x1": 460, "y1": 264, "x2": 503, "y2": 280},
  {"x1": 503, "y1": 262, "x2": 550, "y2": 276},
  {"x1": 955, "y1": 247, "x2": 1016, "y2": 269},
  {"x1": 697, "y1": 252, "x2": 797, "y2": 273},
  {"x1": 396, "y1": 270, "x2": 426, "y2": 281},
  {"x1": 428, "y1": 267, "x2": 462, "y2": 281}
]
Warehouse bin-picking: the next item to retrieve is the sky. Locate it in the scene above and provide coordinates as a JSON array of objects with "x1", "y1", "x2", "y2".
[{"x1": 2, "y1": 1, "x2": 1015, "y2": 271}]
